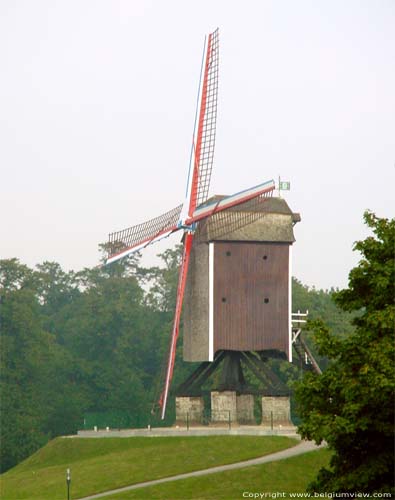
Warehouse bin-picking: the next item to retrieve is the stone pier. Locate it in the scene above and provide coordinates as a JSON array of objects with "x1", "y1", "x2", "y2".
[
  {"x1": 210, "y1": 391, "x2": 255, "y2": 425},
  {"x1": 211, "y1": 391, "x2": 237, "y2": 424},
  {"x1": 261, "y1": 396, "x2": 293, "y2": 428},
  {"x1": 175, "y1": 396, "x2": 204, "y2": 425}
]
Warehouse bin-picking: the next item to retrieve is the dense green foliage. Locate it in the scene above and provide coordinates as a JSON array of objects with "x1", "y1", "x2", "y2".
[
  {"x1": 1, "y1": 245, "x2": 352, "y2": 473},
  {"x1": 0, "y1": 435, "x2": 297, "y2": 499},
  {"x1": 295, "y1": 212, "x2": 395, "y2": 494},
  {"x1": 0, "y1": 252, "x2": 172, "y2": 473}
]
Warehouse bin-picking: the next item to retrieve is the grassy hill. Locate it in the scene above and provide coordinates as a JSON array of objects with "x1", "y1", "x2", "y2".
[
  {"x1": 0, "y1": 435, "x2": 300, "y2": 500},
  {"x1": 105, "y1": 448, "x2": 331, "y2": 499}
]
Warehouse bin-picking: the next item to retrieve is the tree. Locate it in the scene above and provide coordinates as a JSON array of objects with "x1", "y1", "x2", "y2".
[
  {"x1": 295, "y1": 211, "x2": 395, "y2": 494},
  {"x1": 0, "y1": 259, "x2": 90, "y2": 471},
  {"x1": 139, "y1": 245, "x2": 182, "y2": 312},
  {"x1": 0, "y1": 260, "x2": 60, "y2": 472}
]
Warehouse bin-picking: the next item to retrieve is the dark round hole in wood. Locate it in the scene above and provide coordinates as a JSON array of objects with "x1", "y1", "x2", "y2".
[
  {"x1": 222, "y1": 297, "x2": 227, "y2": 303},
  {"x1": 263, "y1": 255, "x2": 268, "y2": 260},
  {"x1": 264, "y1": 298, "x2": 269, "y2": 304},
  {"x1": 226, "y1": 251, "x2": 231, "y2": 256}
]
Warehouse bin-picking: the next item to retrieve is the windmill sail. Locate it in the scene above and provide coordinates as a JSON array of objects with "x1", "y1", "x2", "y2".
[
  {"x1": 106, "y1": 204, "x2": 183, "y2": 264},
  {"x1": 159, "y1": 28, "x2": 220, "y2": 419},
  {"x1": 182, "y1": 28, "x2": 219, "y2": 221},
  {"x1": 106, "y1": 30, "x2": 219, "y2": 267}
]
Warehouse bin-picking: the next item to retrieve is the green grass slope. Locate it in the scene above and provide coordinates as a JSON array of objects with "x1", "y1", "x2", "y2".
[
  {"x1": 0, "y1": 435, "x2": 297, "y2": 500},
  {"x1": 106, "y1": 448, "x2": 332, "y2": 499}
]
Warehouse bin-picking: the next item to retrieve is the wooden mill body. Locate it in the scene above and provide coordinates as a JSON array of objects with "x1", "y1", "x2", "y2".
[{"x1": 183, "y1": 197, "x2": 300, "y2": 363}]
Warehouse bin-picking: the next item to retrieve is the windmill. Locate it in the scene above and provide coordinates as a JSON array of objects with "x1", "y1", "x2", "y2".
[{"x1": 105, "y1": 29, "x2": 286, "y2": 420}]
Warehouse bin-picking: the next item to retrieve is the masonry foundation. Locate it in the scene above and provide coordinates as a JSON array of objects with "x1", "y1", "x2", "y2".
[
  {"x1": 261, "y1": 396, "x2": 293, "y2": 428},
  {"x1": 211, "y1": 391, "x2": 236, "y2": 424},
  {"x1": 175, "y1": 396, "x2": 204, "y2": 425},
  {"x1": 210, "y1": 391, "x2": 255, "y2": 425}
]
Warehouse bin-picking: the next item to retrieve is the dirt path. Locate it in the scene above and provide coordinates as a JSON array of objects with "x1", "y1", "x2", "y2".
[{"x1": 77, "y1": 440, "x2": 322, "y2": 500}]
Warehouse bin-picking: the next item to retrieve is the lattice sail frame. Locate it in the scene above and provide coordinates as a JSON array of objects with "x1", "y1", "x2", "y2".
[
  {"x1": 189, "y1": 28, "x2": 219, "y2": 213},
  {"x1": 107, "y1": 205, "x2": 182, "y2": 264}
]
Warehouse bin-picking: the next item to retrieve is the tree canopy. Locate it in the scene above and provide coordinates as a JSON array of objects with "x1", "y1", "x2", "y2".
[{"x1": 295, "y1": 211, "x2": 395, "y2": 494}]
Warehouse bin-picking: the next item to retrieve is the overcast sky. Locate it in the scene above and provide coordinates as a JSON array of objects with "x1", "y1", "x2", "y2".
[{"x1": 1, "y1": 0, "x2": 394, "y2": 290}]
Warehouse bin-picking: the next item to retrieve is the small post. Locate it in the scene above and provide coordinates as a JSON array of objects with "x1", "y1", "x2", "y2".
[
  {"x1": 228, "y1": 410, "x2": 231, "y2": 430},
  {"x1": 66, "y1": 468, "x2": 71, "y2": 500},
  {"x1": 186, "y1": 412, "x2": 189, "y2": 431},
  {"x1": 271, "y1": 411, "x2": 273, "y2": 431}
]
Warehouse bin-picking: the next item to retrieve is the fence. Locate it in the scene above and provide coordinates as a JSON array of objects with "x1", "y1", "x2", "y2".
[{"x1": 82, "y1": 410, "x2": 172, "y2": 431}]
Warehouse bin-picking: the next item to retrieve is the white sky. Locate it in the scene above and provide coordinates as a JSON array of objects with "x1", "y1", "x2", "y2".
[{"x1": 1, "y1": 0, "x2": 394, "y2": 290}]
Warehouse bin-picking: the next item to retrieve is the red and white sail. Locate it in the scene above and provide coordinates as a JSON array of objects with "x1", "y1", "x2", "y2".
[
  {"x1": 159, "y1": 28, "x2": 220, "y2": 419},
  {"x1": 180, "y1": 28, "x2": 219, "y2": 222}
]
